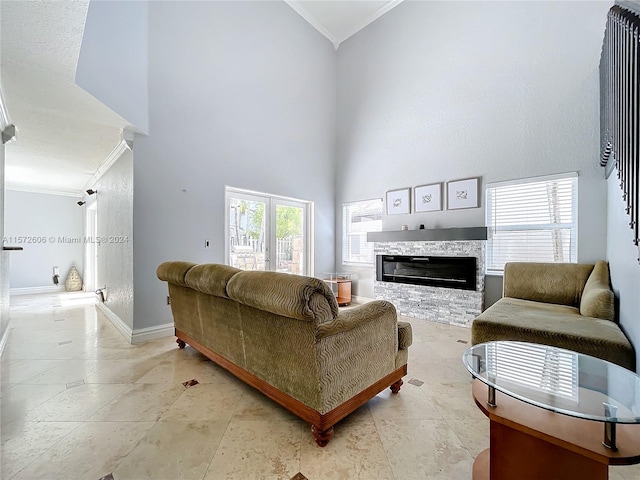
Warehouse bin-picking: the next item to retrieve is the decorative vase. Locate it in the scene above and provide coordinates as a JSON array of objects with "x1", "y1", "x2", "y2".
[{"x1": 64, "y1": 266, "x2": 83, "y2": 292}]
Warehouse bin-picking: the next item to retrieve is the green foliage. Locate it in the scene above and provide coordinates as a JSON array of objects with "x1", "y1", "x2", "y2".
[
  {"x1": 276, "y1": 206, "x2": 302, "y2": 239},
  {"x1": 231, "y1": 200, "x2": 302, "y2": 241},
  {"x1": 247, "y1": 202, "x2": 264, "y2": 239}
]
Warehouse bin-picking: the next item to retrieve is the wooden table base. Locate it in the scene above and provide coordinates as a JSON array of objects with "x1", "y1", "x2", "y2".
[{"x1": 471, "y1": 379, "x2": 640, "y2": 480}]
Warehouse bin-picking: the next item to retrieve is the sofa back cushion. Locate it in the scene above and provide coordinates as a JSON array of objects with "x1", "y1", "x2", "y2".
[
  {"x1": 157, "y1": 261, "x2": 197, "y2": 287},
  {"x1": 184, "y1": 263, "x2": 242, "y2": 298},
  {"x1": 580, "y1": 260, "x2": 615, "y2": 321},
  {"x1": 503, "y1": 262, "x2": 594, "y2": 307},
  {"x1": 226, "y1": 270, "x2": 339, "y2": 322}
]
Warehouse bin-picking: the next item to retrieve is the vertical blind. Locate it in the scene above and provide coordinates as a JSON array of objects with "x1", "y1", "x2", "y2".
[
  {"x1": 600, "y1": 4, "x2": 640, "y2": 262},
  {"x1": 486, "y1": 173, "x2": 577, "y2": 274}
]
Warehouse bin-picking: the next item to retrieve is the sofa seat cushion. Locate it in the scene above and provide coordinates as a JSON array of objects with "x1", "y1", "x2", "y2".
[{"x1": 472, "y1": 297, "x2": 635, "y2": 370}]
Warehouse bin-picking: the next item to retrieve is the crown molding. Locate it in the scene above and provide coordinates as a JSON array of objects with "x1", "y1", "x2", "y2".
[
  {"x1": 284, "y1": 0, "x2": 339, "y2": 49},
  {"x1": 0, "y1": 80, "x2": 16, "y2": 144},
  {"x1": 285, "y1": 0, "x2": 403, "y2": 49},
  {"x1": 0, "y1": 80, "x2": 11, "y2": 130},
  {"x1": 5, "y1": 183, "x2": 84, "y2": 198},
  {"x1": 334, "y1": 0, "x2": 404, "y2": 47},
  {"x1": 85, "y1": 129, "x2": 133, "y2": 189}
]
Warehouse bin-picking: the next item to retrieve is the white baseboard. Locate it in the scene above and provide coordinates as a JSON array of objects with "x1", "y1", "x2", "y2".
[
  {"x1": 10, "y1": 285, "x2": 65, "y2": 296},
  {"x1": 96, "y1": 302, "x2": 132, "y2": 343},
  {"x1": 131, "y1": 323, "x2": 174, "y2": 344},
  {"x1": 95, "y1": 302, "x2": 173, "y2": 345},
  {"x1": 351, "y1": 295, "x2": 374, "y2": 304}
]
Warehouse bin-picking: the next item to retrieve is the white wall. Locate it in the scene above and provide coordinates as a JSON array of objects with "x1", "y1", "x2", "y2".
[
  {"x1": 5, "y1": 190, "x2": 84, "y2": 289},
  {"x1": 94, "y1": 149, "x2": 134, "y2": 329},
  {"x1": 76, "y1": 0, "x2": 148, "y2": 133},
  {"x1": 607, "y1": 169, "x2": 640, "y2": 372},
  {"x1": 131, "y1": 1, "x2": 336, "y2": 330},
  {"x1": 336, "y1": 1, "x2": 612, "y2": 299},
  {"x1": 0, "y1": 133, "x2": 8, "y2": 342}
]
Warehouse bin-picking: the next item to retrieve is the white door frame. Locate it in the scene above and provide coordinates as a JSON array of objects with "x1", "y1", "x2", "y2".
[{"x1": 225, "y1": 187, "x2": 313, "y2": 276}]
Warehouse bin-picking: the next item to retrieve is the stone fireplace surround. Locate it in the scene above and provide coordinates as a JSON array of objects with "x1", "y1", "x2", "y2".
[{"x1": 368, "y1": 228, "x2": 487, "y2": 328}]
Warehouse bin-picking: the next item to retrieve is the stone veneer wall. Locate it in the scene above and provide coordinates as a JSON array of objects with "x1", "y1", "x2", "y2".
[{"x1": 374, "y1": 240, "x2": 486, "y2": 327}]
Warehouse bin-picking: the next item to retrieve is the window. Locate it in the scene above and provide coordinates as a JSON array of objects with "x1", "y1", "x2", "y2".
[
  {"x1": 486, "y1": 173, "x2": 577, "y2": 274},
  {"x1": 226, "y1": 188, "x2": 312, "y2": 276},
  {"x1": 342, "y1": 199, "x2": 383, "y2": 265}
]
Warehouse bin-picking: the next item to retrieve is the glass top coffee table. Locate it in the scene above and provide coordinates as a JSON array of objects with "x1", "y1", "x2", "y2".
[{"x1": 462, "y1": 341, "x2": 640, "y2": 480}]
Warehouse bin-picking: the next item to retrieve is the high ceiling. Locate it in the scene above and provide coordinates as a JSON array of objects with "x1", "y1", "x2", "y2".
[
  {"x1": 0, "y1": 1, "x2": 402, "y2": 196},
  {"x1": 1, "y1": 0, "x2": 127, "y2": 196}
]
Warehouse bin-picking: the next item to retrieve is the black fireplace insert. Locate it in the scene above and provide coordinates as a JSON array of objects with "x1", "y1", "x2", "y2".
[{"x1": 376, "y1": 255, "x2": 476, "y2": 291}]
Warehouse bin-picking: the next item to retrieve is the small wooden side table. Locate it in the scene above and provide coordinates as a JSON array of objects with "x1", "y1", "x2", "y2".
[
  {"x1": 471, "y1": 379, "x2": 640, "y2": 480},
  {"x1": 323, "y1": 273, "x2": 352, "y2": 306}
]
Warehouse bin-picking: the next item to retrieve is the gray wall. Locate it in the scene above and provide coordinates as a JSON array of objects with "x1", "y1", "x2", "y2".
[
  {"x1": 335, "y1": 1, "x2": 611, "y2": 300},
  {"x1": 132, "y1": 1, "x2": 336, "y2": 330},
  {"x1": 94, "y1": 149, "x2": 134, "y2": 329},
  {"x1": 76, "y1": 0, "x2": 148, "y2": 133},
  {"x1": 5, "y1": 190, "x2": 84, "y2": 289},
  {"x1": 607, "y1": 169, "x2": 640, "y2": 372}
]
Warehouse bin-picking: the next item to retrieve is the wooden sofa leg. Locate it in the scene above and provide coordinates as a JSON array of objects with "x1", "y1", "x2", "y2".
[
  {"x1": 311, "y1": 425, "x2": 334, "y2": 447},
  {"x1": 390, "y1": 378, "x2": 403, "y2": 394},
  {"x1": 176, "y1": 338, "x2": 186, "y2": 349}
]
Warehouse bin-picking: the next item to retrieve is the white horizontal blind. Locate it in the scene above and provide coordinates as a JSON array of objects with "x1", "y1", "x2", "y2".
[
  {"x1": 342, "y1": 199, "x2": 382, "y2": 265},
  {"x1": 486, "y1": 173, "x2": 577, "y2": 274},
  {"x1": 487, "y1": 343, "x2": 578, "y2": 401}
]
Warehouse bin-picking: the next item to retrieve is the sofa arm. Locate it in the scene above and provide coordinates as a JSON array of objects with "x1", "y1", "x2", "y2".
[
  {"x1": 503, "y1": 262, "x2": 594, "y2": 307},
  {"x1": 580, "y1": 260, "x2": 615, "y2": 320},
  {"x1": 316, "y1": 301, "x2": 396, "y2": 339},
  {"x1": 397, "y1": 321, "x2": 412, "y2": 350}
]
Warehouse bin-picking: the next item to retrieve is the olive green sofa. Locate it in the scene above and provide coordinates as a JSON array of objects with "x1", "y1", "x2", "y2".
[
  {"x1": 157, "y1": 261, "x2": 412, "y2": 446},
  {"x1": 471, "y1": 261, "x2": 635, "y2": 371}
]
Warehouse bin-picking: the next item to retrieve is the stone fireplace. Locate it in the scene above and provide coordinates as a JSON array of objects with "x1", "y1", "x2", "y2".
[{"x1": 368, "y1": 228, "x2": 487, "y2": 327}]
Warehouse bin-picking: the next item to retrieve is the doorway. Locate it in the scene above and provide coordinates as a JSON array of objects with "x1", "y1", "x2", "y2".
[
  {"x1": 226, "y1": 188, "x2": 312, "y2": 276},
  {"x1": 84, "y1": 202, "x2": 97, "y2": 292}
]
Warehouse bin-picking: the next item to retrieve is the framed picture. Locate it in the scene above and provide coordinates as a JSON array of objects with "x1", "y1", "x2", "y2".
[
  {"x1": 414, "y1": 183, "x2": 442, "y2": 213},
  {"x1": 447, "y1": 177, "x2": 480, "y2": 210},
  {"x1": 386, "y1": 188, "x2": 411, "y2": 215}
]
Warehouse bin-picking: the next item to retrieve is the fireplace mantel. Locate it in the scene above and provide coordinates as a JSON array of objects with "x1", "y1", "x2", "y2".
[{"x1": 367, "y1": 227, "x2": 487, "y2": 243}]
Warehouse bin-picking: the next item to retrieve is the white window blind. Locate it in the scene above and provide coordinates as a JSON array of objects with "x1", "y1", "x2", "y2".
[
  {"x1": 487, "y1": 342, "x2": 578, "y2": 401},
  {"x1": 486, "y1": 173, "x2": 577, "y2": 274},
  {"x1": 342, "y1": 199, "x2": 382, "y2": 265}
]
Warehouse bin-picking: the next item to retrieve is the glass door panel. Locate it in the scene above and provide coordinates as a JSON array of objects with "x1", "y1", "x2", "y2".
[
  {"x1": 274, "y1": 203, "x2": 304, "y2": 274},
  {"x1": 228, "y1": 196, "x2": 267, "y2": 271}
]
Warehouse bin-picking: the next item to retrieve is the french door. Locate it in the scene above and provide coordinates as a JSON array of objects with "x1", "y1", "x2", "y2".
[{"x1": 226, "y1": 188, "x2": 312, "y2": 276}]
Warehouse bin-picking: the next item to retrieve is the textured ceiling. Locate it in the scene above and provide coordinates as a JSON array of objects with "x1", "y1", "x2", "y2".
[
  {"x1": 0, "y1": 0, "x2": 401, "y2": 195},
  {"x1": 1, "y1": 0, "x2": 127, "y2": 195}
]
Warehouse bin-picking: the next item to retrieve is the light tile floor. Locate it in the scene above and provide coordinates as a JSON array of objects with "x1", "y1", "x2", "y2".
[{"x1": 1, "y1": 293, "x2": 639, "y2": 480}]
